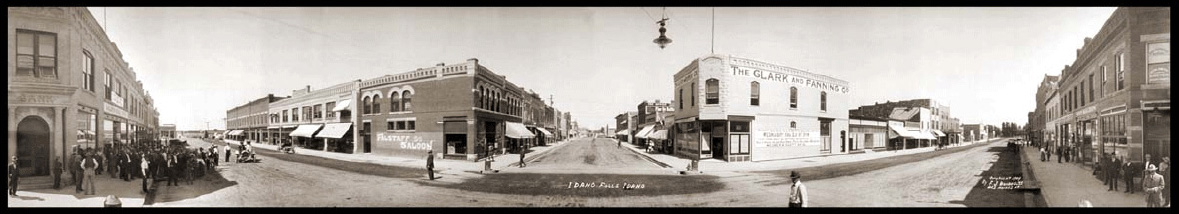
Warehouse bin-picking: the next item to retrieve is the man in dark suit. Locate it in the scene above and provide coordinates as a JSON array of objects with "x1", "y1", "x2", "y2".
[
  {"x1": 426, "y1": 150, "x2": 435, "y2": 180},
  {"x1": 71, "y1": 151, "x2": 84, "y2": 193},
  {"x1": 1110, "y1": 155, "x2": 1121, "y2": 191},
  {"x1": 52, "y1": 157, "x2": 62, "y2": 190},
  {"x1": 1125, "y1": 159, "x2": 1136, "y2": 193},
  {"x1": 8, "y1": 156, "x2": 18, "y2": 196}
]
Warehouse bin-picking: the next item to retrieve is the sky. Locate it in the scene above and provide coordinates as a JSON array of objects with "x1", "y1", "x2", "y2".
[{"x1": 85, "y1": 7, "x2": 1117, "y2": 131}]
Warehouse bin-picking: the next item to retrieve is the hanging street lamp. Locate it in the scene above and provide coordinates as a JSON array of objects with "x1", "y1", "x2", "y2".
[{"x1": 653, "y1": 18, "x2": 672, "y2": 49}]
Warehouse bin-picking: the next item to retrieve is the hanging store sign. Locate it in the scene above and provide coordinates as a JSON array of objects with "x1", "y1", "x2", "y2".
[
  {"x1": 754, "y1": 128, "x2": 820, "y2": 147},
  {"x1": 732, "y1": 66, "x2": 849, "y2": 94}
]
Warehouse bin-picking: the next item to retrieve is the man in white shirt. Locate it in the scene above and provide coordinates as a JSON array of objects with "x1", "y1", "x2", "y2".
[{"x1": 789, "y1": 171, "x2": 808, "y2": 207}]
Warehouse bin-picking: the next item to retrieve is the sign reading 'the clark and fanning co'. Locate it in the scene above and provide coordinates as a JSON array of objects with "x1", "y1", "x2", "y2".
[{"x1": 732, "y1": 66, "x2": 849, "y2": 94}]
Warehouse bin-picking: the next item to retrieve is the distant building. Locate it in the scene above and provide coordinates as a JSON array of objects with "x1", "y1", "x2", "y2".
[
  {"x1": 160, "y1": 124, "x2": 176, "y2": 139},
  {"x1": 848, "y1": 115, "x2": 888, "y2": 151},
  {"x1": 850, "y1": 98, "x2": 961, "y2": 146},
  {"x1": 615, "y1": 112, "x2": 637, "y2": 142},
  {"x1": 962, "y1": 124, "x2": 989, "y2": 143},
  {"x1": 635, "y1": 100, "x2": 674, "y2": 150}
]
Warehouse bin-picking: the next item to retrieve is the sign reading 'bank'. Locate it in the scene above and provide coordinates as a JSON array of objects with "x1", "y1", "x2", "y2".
[{"x1": 732, "y1": 66, "x2": 849, "y2": 94}]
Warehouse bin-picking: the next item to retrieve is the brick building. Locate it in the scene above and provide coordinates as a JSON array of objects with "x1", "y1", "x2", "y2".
[{"x1": 672, "y1": 54, "x2": 851, "y2": 162}]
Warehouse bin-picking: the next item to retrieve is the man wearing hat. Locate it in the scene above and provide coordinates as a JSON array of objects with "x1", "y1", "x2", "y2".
[
  {"x1": 8, "y1": 156, "x2": 18, "y2": 196},
  {"x1": 426, "y1": 150, "x2": 435, "y2": 180},
  {"x1": 1143, "y1": 164, "x2": 1165, "y2": 207},
  {"x1": 788, "y1": 171, "x2": 808, "y2": 207}
]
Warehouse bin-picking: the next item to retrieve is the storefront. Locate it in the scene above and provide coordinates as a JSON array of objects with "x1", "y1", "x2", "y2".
[
  {"x1": 315, "y1": 123, "x2": 354, "y2": 153},
  {"x1": 671, "y1": 55, "x2": 850, "y2": 162},
  {"x1": 289, "y1": 124, "x2": 323, "y2": 149}
]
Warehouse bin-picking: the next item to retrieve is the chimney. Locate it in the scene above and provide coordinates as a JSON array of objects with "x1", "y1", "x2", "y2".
[
  {"x1": 436, "y1": 63, "x2": 445, "y2": 66},
  {"x1": 467, "y1": 58, "x2": 479, "y2": 64}
]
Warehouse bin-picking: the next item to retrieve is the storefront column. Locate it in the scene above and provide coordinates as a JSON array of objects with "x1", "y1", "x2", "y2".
[
  {"x1": 9, "y1": 107, "x2": 16, "y2": 160},
  {"x1": 53, "y1": 107, "x2": 63, "y2": 173},
  {"x1": 323, "y1": 138, "x2": 329, "y2": 152}
]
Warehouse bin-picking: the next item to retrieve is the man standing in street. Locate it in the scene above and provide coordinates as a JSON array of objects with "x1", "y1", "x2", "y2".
[
  {"x1": 82, "y1": 154, "x2": 98, "y2": 195},
  {"x1": 9, "y1": 156, "x2": 18, "y2": 197},
  {"x1": 71, "y1": 150, "x2": 84, "y2": 193},
  {"x1": 1143, "y1": 164, "x2": 1165, "y2": 207},
  {"x1": 1111, "y1": 155, "x2": 1122, "y2": 191},
  {"x1": 426, "y1": 150, "x2": 435, "y2": 180},
  {"x1": 52, "y1": 157, "x2": 62, "y2": 190},
  {"x1": 519, "y1": 146, "x2": 527, "y2": 168},
  {"x1": 167, "y1": 153, "x2": 178, "y2": 186},
  {"x1": 788, "y1": 171, "x2": 807, "y2": 207},
  {"x1": 140, "y1": 154, "x2": 150, "y2": 194},
  {"x1": 1057, "y1": 146, "x2": 1063, "y2": 163},
  {"x1": 1125, "y1": 158, "x2": 1136, "y2": 194},
  {"x1": 210, "y1": 145, "x2": 219, "y2": 167},
  {"x1": 224, "y1": 144, "x2": 231, "y2": 164}
]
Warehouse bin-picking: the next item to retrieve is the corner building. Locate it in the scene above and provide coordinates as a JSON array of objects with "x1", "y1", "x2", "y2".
[
  {"x1": 672, "y1": 55, "x2": 850, "y2": 162},
  {"x1": 358, "y1": 59, "x2": 528, "y2": 161},
  {"x1": 9, "y1": 7, "x2": 160, "y2": 186}
]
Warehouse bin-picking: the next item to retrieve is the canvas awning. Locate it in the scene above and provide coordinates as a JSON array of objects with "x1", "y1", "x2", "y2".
[
  {"x1": 289, "y1": 124, "x2": 323, "y2": 138},
  {"x1": 536, "y1": 128, "x2": 554, "y2": 136},
  {"x1": 635, "y1": 125, "x2": 656, "y2": 139},
  {"x1": 228, "y1": 130, "x2": 245, "y2": 136},
  {"x1": 222, "y1": 130, "x2": 232, "y2": 136},
  {"x1": 505, "y1": 122, "x2": 536, "y2": 139},
  {"x1": 314, "y1": 123, "x2": 352, "y2": 139},
  {"x1": 917, "y1": 131, "x2": 938, "y2": 140},
  {"x1": 616, "y1": 130, "x2": 629, "y2": 135},
  {"x1": 647, "y1": 130, "x2": 668, "y2": 140},
  {"x1": 332, "y1": 100, "x2": 352, "y2": 112},
  {"x1": 888, "y1": 126, "x2": 917, "y2": 139},
  {"x1": 932, "y1": 130, "x2": 946, "y2": 137}
]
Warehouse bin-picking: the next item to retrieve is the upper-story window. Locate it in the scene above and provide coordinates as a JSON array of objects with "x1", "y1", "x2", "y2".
[
  {"x1": 820, "y1": 91, "x2": 827, "y2": 111},
  {"x1": 325, "y1": 102, "x2": 336, "y2": 118},
  {"x1": 391, "y1": 91, "x2": 401, "y2": 112},
  {"x1": 15, "y1": 30, "x2": 57, "y2": 79},
  {"x1": 402, "y1": 90, "x2": 413, "y2": 111},
  {"x1": 1115, "y1": 52, "x2": 1125, "y2": 90},
  {"x1": 303, "y1": 106, "x2": 312, "y2": 122},
  {"x1": 372, "y1": 94, "x2": 382, "y2": 114},
  {"x1": 1101, "y1": 66, "x2": 1107, "y2": 96},
  {"x1": 82, "y1": 51, "x2": 94, "y2": 91},
  {"x1": 790, "y1": 121, "x2": 797, "y2": 128},
  {"x1": 362, "y1": 96, "x2": 371, "y2": 114},
  {"x1": 750, "y1": 81, "x2": 760, "y2": 106},
  {"x1": 292, "y1": 107, "x2": 300, "y2": 121},
  {"x1": 105, "y1": 71, "x2": 113, "y2": 100},
  {"x1": 705, "y1": 79, "x2": 719, "y2": 104},
  {"x1": 313, "y1": 104, "x2": 322, "y2": 119},
  {"x1": 691, "y1": 82, "x2": 697, "y2": 106},
  {"x1": 283, "y1": 110, "x2": 289, "y2": 123},
  {"x1": 679, "y1": 89, "x2": 684, "y2": 109},
  {"x1": 790, "y1": 87, "x2": 798, "y2": 109},
  {"x1": 1088, "y1": 74, "x2": 1094, "y2": 102}
]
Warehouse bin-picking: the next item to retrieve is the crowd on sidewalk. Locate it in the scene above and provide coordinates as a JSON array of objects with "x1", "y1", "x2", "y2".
[
  {"x1": 30, "y1": 139, "x2": 224, "y2": 197},
  {"x1": 1032, "y1": 142, "x2": 1169, "y2": 207}
]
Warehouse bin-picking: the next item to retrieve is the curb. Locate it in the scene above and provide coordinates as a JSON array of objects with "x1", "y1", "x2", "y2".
[
  {"x1": 1016, "y1": 145, "x2": 1043, "y2": 207},
  {"x1": 613, "y1": 139, "x2": 675, "y2": 169}
]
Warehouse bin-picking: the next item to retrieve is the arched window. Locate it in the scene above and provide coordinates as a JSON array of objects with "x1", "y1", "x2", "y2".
[
  {"x1": 391, "y1": 91, "x2": 401, "y2": 112},
  {"x1": 479, "y1": 86, "x2": 486, "y2": 109},
  {"x1": 362, "y1": 96, "x2": 371, "y2": 114},
  {"x1": 372, "y1": 94, "x2": 382, "y2": 114},
  {"x1": 402, "y1": 90, "x2": 412, "y2": 111},
  {"x1": 705, "y1": 79, "x2": 719, "y2": 104},
  {"x1": 750, "y1": 81, "x2": 760, "y2": 106},
  {"x1": 820, "y1": 91, "x2": 827, "y2": 111},
  {"x1": 790, "y1": 121, "x2": 797, "y2": 128},
  {"x1": 790, "y1": 87, "x2": 798, "y2": 109}
]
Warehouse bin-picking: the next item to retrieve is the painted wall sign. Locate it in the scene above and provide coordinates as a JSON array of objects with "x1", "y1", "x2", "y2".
[
  {"x1": 754, "y1": 129, "x2": 820, "y2": 147},
  {"x1": 1147, "y1": 63, "x2": 1170, "y2": 84},
  {"x1": 12, "y1": 94, "x2": 66, "y2": 104},
  {"x1": 1147, "y1": 42, "x2": 1170, "y2": 64},
  {"x1": 731, "y1": 66, "x2": 849, "y2": 94},
  {"x1": 104, "y1": 104, "x2": 128, "y2": 118},
  {"x1": 375, "y1": 132, "x2": 434, "y2": 151}
]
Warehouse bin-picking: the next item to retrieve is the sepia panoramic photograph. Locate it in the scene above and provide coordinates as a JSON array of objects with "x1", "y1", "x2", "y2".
[{"x1": 6, "y1": 5, "x2": 1172, "y2": 208}]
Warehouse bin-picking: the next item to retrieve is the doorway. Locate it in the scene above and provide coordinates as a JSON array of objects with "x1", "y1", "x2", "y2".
[
  {"x1": 362, "y1": 122, "x2": 372, "y2": 153},
  {"x1": 17, "y1": 117, "x2": 51, "y2": 177}
]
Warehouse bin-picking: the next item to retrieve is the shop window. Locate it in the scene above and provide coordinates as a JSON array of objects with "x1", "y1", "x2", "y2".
[
  {"x1": 402, "y1": 90, "x2": 412, "y2": 111},
  {"x1": 391, "y1": 91, "x2": 401, "y2": 112},
  {"x1": 705, "y1": 79, "x2": 719, "y2": 104},
  {"x1": 372, "y1": 94, "x2": 382, "y2": 114},
  {"x1": 750, "y1": 81, "x2": 760, "y2": 106}
]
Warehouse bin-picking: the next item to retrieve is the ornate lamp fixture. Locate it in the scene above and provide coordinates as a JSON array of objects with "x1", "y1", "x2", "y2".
[{"x1": 653, "y1": 18, "x2": 672, "y2": 49}]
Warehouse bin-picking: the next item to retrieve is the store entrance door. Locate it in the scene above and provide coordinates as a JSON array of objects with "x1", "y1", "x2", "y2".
[{"x1": 17, "y1": 117, "x2": 51, "y2": 177}]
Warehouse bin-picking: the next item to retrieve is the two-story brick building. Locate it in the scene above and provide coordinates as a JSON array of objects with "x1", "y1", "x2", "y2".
[{"x1": 672, "y1": 54, "x2": 850, "y2": 162}]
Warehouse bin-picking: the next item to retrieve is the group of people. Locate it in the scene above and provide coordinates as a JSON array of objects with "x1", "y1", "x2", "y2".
[
  {"x1": 1096, "y1": 152, "x2": 1169, "y2": 207},
  {"x1": 1038, "y1": 145, "x2": 1080, "y2": 163},
  {"x1": 50, "y1": 140, "x2": 223, "y2": 196}
]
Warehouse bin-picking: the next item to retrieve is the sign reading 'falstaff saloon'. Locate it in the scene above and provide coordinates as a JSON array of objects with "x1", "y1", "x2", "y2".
[{"x1": 732, "y1": 66, "x2": 849, "y2": 94}]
